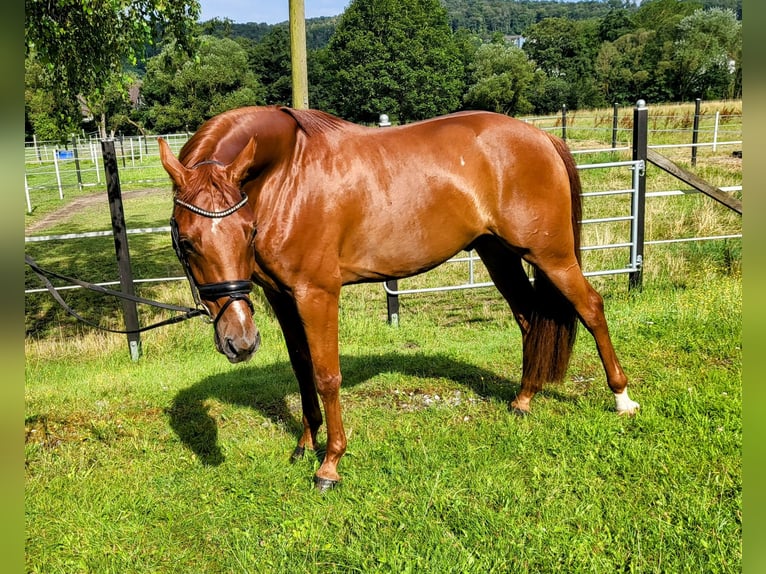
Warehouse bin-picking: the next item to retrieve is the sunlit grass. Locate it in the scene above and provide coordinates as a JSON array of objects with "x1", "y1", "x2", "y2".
[{"x1": 25, "y1": 272, "x2": 741, "y2": 573}]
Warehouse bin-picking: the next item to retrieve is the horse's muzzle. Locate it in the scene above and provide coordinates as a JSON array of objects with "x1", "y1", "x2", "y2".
[
  {"x1": 217, "y1": 328, "x2": 261, "y2": 363},
  {"x1": 212, "y1": 298, "x2": 261, "y2": 363}
]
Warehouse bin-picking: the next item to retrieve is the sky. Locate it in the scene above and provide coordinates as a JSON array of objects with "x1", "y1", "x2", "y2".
[
  {"x1": 197, "y1": 0, "x2": 352, "y2": 25},
  {"x1": 195, "y1": 0, "x2": 620, "y2": 26}
]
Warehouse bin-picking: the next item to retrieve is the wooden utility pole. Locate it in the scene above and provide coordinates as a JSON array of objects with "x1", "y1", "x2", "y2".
[{"x1": 289, "y1": 0, "x2": 309, "y2": 109}]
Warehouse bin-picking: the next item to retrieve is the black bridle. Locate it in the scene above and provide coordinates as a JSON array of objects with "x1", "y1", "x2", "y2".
[{"x1": 171, "y1": 181, "x2": 255, "y2": 326}]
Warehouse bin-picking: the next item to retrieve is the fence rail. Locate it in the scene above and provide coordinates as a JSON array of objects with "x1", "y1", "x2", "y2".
[{"x1": 24, "y1": 133, "x2": 190, "y2": 213}]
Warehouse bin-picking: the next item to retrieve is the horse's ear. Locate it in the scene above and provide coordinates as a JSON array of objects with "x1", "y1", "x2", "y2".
[
  {"x1": 158, "y1": 138, "x2": 187, "y2": 187},
  {"x1": 228, "y1": 137, "x2": 258, "y2": 184}
]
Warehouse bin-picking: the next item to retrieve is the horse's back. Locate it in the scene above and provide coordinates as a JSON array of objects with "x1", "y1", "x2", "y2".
[{"x1": 284, "y1": 110, "x2": 575, "y2": 283}]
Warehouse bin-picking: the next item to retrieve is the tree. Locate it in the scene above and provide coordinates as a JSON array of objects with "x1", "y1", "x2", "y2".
[
  {"x1": 629, "y1": 0, "x2": 701, "y2": 101},
  {"x1": 631, "y1": 0, "x2": 702, "y2": 32},
  {"x1": 81, "y1": 72, "x2": 142, "y2": 138},
  {"x1": 25, "y1": 0, "x2": 200, "y2": 138},
  {"x1": 441, "y1": 0, "x2": 616, "y2": 37},
  {"x1": 25, "y1": 56, "x2": 80, "y2": 141},
  {"x1": 598, "y1": 6, "x2": 635, "y2": 43},
  {"x1": 324, "y1": 0, "x2": 465, "y2": 123},
  {"x1": 250, "y1": 27, "x2": 293, "y2": 106},
  {"x1": 307, "y1": 47, "x2": 335, "y2": 113},
  {"x1": 139, "y1": 36, "x2": 266, "y2": 133},
  {"x1": 672, "y1": 8, "x2": 741, "y2": 100},
  {"x1": 522, "y1": 17, "x2": 603, "y2": 111},
  {"x1": 199, "y1": 17, "x2": 235, "y2": 38},
  {"x1": 464, "y1": 40, "x2": 541, "y2": 115},
  {"x1": 595, "y1": 29, "x2": 655, "y2": 104}
]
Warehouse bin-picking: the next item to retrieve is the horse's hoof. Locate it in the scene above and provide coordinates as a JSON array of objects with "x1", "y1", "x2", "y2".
[
  {"x1": 314, "y1": 476, "x2": 339, "y2": 493},
  {"x1": 614, "y1": 392, "x2": 640, "y2": 416},
  {"x1": 617, "y1": 405, "x2": 640, "y2": 416},
  {"x1": 511, "y1": 407, "x2": 530, "y2": 418},
  {"x1": 290, "y1": 446, "x2": 305, "y2": 463}
]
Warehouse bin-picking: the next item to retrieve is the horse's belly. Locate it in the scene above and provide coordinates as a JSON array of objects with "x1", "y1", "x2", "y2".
[{"x1": 339, "y1": 201, "x2": 483, "y2": 283}]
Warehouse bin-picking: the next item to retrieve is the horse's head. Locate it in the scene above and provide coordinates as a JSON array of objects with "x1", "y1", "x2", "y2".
[{"x1": 159, "y1": 137, "x2": 260, "y2": 364}]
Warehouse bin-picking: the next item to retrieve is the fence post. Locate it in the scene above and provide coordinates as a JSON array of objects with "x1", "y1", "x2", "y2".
[
  {"x1": 101, "y1": 139, "x2": 142, "y2": 361},
  {"x1": 378, "y1": 113, "x2": 399, "y2": 326},
  {"x1": 691, "y1": 97, "x2": 701, "y2": 167},
  {"x1": 629, "y1": 100, "x2": 648, "y2": 291},
  {"x1": 34, "y1": 134, "x2": 41, "y2": 163},
  {"x1": 612, "y1": 103, "x2": 619, "y2": 149},
  {"x1": 119, "y1": 134, "x2": 126, "y2": 168},
  {"x1": 561, "y1": 104, "x2": 567, "y2": 141},
  {"x1": 53, "y1": 151, "x2": 63, "y2": 200},
  {"x1": 71, "y1": 135, "x2": 83, "y2": 190},
  {"x1": 92, "y1": 141, "x2": 101, "y2": 184},
  {"x1": 25, "y1": 174, "x2": 32, "y2": 214},
  {"x1": 713, "y1": 111, "x2": 720, "y2": 152},
  {"x1": 290, "y1": 0, "x2": 310, "y2": 110}
]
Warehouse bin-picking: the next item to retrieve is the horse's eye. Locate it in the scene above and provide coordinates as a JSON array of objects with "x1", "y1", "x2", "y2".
[{"x1": 179, "y1": 238, "x2": 197, "y2": 255}]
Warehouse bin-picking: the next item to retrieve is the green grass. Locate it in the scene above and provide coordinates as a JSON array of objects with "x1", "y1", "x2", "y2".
[{"x1": 25, "y1": 269, "x2": 741, "y2": 573}]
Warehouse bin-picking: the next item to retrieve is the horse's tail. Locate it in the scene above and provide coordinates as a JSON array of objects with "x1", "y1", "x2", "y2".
[{"x1": 523, "y1": 132, "x2": 582, "y2": 390}]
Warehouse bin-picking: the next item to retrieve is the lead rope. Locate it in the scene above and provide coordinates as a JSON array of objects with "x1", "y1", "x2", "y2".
[{"x1": 25, "y1": 254, "x2": 207, "y2": 334}]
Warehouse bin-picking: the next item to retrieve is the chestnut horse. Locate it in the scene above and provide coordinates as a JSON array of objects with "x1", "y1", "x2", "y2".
[{"x1": 159, "y1": 106, "x2": 639, "y2": 491}]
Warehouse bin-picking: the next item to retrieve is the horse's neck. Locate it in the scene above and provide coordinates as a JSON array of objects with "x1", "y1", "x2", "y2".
[{"x1": 244, "y1": 111, "x2": 301, "y2": 174}]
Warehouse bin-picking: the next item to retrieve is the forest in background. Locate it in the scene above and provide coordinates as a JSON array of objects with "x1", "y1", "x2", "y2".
[
  {"x1": 25, "y1": 0, "x2": 742, "y2": 140},
  {"x1": 217, "y1": 0, "x2": 742, "y2": 46}
]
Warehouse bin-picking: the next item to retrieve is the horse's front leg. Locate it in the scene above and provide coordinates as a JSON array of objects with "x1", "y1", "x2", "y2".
[
  {"x1": 262, "y1": 289, "x2": 322, "y2": 461},
  {"x1": 294, "y1": 285, "x2": 346, "y2": 492}
]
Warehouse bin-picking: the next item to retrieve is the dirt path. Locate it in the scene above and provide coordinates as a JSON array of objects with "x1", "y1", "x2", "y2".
[{"x1": 25, "y1": 188, "x2": 165, "y2": 235}]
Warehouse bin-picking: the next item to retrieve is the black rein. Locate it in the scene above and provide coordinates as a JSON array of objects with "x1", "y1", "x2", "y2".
[{"x1": 25, "y1": 254, "x2": 207, "y2": 334}]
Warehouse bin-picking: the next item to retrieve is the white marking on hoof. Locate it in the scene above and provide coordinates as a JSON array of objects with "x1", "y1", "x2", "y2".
[{"x1": 614, "y1": 390, "x2": 640, "y2": 415}]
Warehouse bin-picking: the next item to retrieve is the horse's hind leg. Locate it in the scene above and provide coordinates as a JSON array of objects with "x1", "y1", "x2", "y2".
[
  {"x1": 474, "y1": 238, "x2": 534, "y2": 333},
  {"x1": 474, "y1": 238, "x2": 540, "y2": 414},
  {"x1": 529, "y1": 254, "x2": 640, "y2": 415}
]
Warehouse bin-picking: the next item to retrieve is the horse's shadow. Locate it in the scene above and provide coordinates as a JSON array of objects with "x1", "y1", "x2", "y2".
[{"x1": 165, "y1": 352, "x2": 569, "y2": 466}]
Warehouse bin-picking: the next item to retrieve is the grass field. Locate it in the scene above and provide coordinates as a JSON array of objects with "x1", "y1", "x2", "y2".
[
  {"x1": 24, "y1": 273, "x2": 742, "y2": 572},
  {"x1": 25, "y1": 101, "x2": 741, "y2": 572}
]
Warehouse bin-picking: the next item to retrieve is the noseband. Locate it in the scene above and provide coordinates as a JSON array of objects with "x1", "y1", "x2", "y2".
[{"x1": 171, "y1": 178, "x2": 255, "y2": 325}]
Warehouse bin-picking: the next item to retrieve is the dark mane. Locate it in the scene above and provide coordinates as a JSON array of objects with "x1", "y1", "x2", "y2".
[{"x1": 279, "y1": 107, "x2": 351, "y2": 137}]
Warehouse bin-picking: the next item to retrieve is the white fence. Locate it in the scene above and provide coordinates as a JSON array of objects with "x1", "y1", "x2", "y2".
[{"x1": 24, "y1": 133, "x2": 191, "y2": 213}]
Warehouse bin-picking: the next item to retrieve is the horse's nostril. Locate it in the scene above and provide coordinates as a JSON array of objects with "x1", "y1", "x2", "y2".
[{"x1": 223, "y1": 335, "x2": 259, "y2": 362}]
